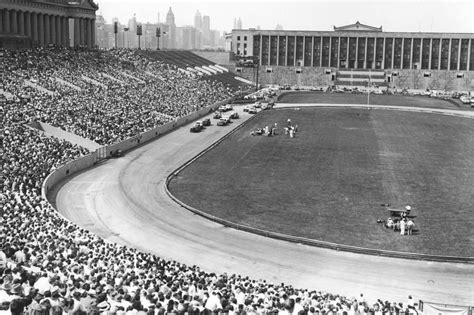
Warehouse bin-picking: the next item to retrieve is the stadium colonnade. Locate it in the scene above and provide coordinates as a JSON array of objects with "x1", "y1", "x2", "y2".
[
  {"x1": 0, "y1": 0, "x2": 97, "y2": 49},
  {"x1": 231, "y1": 23, "x2": 474, "y2": 90}
]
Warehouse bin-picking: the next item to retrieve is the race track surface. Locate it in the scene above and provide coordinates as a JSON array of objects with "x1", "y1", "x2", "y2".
[{"x1": 51, "y1": 105, "x2": 474, "y2": 305}]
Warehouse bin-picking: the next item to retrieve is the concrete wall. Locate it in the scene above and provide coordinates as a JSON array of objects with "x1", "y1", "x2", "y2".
[
  {"x1": 42, "y1": 152, "x2": 98, "y2": 200},
  {"x1": 236, "y1": 66, "x2": 474, "y2": 91},
  {"x1": 238, "y1": 66, "x2": 333, "y2": 87}
]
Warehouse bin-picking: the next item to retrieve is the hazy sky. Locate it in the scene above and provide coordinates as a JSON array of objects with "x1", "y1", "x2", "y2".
[{"x1": 95, "y1": 0, "x2": 473, "y2": 34}]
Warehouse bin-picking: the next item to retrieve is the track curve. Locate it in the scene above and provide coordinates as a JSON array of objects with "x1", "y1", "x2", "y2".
[{"x1": 51, "y1": 105, "x2": 474, "y2": 305}]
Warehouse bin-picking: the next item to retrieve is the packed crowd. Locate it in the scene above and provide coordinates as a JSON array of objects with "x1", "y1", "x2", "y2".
[
  {"x1": 0, "y1": 47, "x2": 234, "y2": 145},
  {"x1": 1, "y1": 47, "x2": 418, "y2": 314}
]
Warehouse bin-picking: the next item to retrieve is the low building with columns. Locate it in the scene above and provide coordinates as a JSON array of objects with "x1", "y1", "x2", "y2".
[
  {"x1": 0, "y1": 0, "x2": 98, "y2": 49},
  {"x1": 231, "y1": 22, "x2": 474, "y2": 91}
]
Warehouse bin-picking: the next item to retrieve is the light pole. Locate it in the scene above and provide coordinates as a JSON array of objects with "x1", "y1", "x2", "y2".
[
  {"x1": 137, "y1": 25, "x2": 142, "y2": 50},
  {"x1": 254, "y1": 56, "x2": 260, "y2": 91},
  {"x1": 156, "y1": 27, "x2": 161, "y2": 50}
]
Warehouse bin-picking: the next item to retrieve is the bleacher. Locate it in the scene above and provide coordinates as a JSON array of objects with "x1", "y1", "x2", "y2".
[
  {"x1": 140, "y1": 50, "x2": 252, "y2": 91},
  {"x1": 335, "y1": 69, "x2": 388, "y2": 87}
]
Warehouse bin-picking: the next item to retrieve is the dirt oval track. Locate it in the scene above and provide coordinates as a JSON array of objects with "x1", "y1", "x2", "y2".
[{"x1": 51, "y1": 105, "x2": 474, "y2": 305}]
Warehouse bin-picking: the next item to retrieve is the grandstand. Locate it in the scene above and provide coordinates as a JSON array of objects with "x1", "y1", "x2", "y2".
[{"x1": 141, "y1": 50, "x2": 253, "y2": 91}]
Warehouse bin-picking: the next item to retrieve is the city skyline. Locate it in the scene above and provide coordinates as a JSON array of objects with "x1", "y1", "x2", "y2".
[{"x1": 94, "y1": 0, "x2": 473, "y2": 34}]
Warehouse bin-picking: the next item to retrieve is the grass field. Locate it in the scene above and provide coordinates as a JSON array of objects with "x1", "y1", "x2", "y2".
[
  {"x1": 278, "y1": 92, "x2": 468, "y2": 110},
  {"x1": 168, "y1": 94, "x2": 474, "y2": 257}
]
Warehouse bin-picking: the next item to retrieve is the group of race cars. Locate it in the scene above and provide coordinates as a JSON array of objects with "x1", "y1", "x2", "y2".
[{"x1": 189, "y1": 100, "x2": 275, "y2": 132}]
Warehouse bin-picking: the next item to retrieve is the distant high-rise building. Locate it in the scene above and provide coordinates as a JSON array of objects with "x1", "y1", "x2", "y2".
[
  {"x1": 275, "y1": 24, "x2": 283, "y2": 30},
  {"x1": 157, "y1": 13, "x2": 160, "y2": 24},
  {"x1": 202, "y1": 15, "x2": 210, "y2": 31},
  {"x1": 237, "y1": 17, "x2": 242, "y2": 29},
  {"x1": 194, "y1": 10, "x2": 202, "y2": 30},
  {"x1": 166, "y1": 7, "x2": 175, "y2": 25},
  {"x1": 166, "y1": 7, "x2": 176, "y2": 49}
]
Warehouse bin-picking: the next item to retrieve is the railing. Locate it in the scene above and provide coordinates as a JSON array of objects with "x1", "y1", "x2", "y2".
[{"x1": 419, "y1": 300, "x2": 472, "y2": 315}]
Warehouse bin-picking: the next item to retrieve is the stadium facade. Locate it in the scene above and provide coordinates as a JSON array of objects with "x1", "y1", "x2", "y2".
[
  {"x1": 0, "y1": 0, "x2": 98, "y2": 49},
  {"x1": 231, "y1": 22, "x2": 474, "y2": 91}
]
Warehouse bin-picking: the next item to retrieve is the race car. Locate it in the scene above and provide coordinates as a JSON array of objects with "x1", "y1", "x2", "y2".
[
  {"x1": 201, "y1": 118, "x2": 211, "y2": 126},
  {"x1": 190, "y1": 121, "x2": 203, "y2": 132},
  {"x1": 217, "y1": 117, "x2": 229, "y2": 126}
]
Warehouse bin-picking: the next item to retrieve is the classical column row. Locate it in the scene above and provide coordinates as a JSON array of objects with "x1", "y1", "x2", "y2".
[
  {"x1": 0, "y1": 8, "x2": 95, "y2": 48},
  {"x1": 255, "y1": 34, "x2": 471, "y2": 71}
]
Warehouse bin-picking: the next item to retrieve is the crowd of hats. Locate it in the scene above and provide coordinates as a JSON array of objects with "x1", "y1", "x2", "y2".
[{"x1": 1, "y1": 48, "x2": 415, "y2": 314}]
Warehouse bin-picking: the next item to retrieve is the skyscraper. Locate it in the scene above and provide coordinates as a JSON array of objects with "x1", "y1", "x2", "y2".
[
  {"x1": 166, "y1": 7, "x2": 176, "y2": 49},
  {"x1": 194, "y1": 10, "x2": 202, "y2": 30},
  {"x1": 237, "y1": 17, "x2": 242, "y2": 29}
]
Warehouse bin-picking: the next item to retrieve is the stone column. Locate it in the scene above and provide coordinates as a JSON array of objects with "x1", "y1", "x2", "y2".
[
  {"x1": 438, "y1": 40, "x2": 442, "y2": 70},
  {"x1": 400, "y1": 38, "x2": 405, "y2": 69},
  {"x1": 428, "y1": 38, "x2": 432, "y2": 70},
  {"x1": 310, "y1": 36, "x2": 314, "y2": 67},
  {"x1": 44, "y1": 14, "x2": 50, "y2": 45},
  {"x1": 3, "y1": 9, "x2": 11, "y2": 33},
  {"x1": 38, "y1": 13, "x2": 44, "y2": 46},
  {"x1": 11, "y1": 10, "x2": 18, "y2": 34},
  {"x1": 419, "y1": 38, "x2": 423, "y2": 69},
  {"x1": 447, "y1": 38, "x2": 452, "y2": 70},
  {"x1": 302, "y1": 36, "x2": 305, "y2": 67},
  {"x1": 457, "y1": 38, "x2": 462, "y2": 71},
  {"x1": 381, "y1": 37, "x2": 386, "y2": 69},
  {"x1": 355, "y1": 37, "x2": 359, "y2": 69},
  {"x1": 328, "y1": 36, "x2": 332, "y2": 67},
  {"x1": 74, "y1": 18, "x2": 80, "y2": 46},
  {"x1": 55, "y1": 15, "x2": 60, "y2": 45},
  {"x1": 81, "y1": 18, "x2": 86, "y2": 46},
  {"x1": 18, "y1": 11, "x2": 25, "y2": 35},
  {"x1": 50, "y1": 15, "x2": 56, "y2": 45},
  {"x1": 31, "y1": 12, "x2": 38, "y2": 43},
  {"x1": 409, "y1": 38, "x2": 414, "y2": 69},
  {"x1": 346, "y1": 37, "x2": 349, "y2": 69},
  {"x1": 364, "y1": 37, "x2": 368, "y2": 69},
  {"x1": 319, "y1": 37, "x2": 322, "y2": 67},
  {"x1": 63, "y1": 17, "x2": 69, "y2": 46},
  {"x1": 337, "y1": 36, "x2": 341, "y2": 68},
  {"x1": 285, "y1": 35, "x2": 289, "y2": 66},
  {"x1": 293, "y1": 36, "x2": 297, "y2": 67},
  {"x1": 24, "y1": 12, "x2": 31, "y2": 37},
  {"x1": 467, "y1": 39, "x2": 471, "y2": 71},
  {"x1": 391, "y1": 38, "x2": 395, "y2": 69},
  {"x1": 91, "y1": 19, "x2": 96, "y2": 48},
  {"x1": 276, "y1": 35, "x2": 280, "y2": 66}
]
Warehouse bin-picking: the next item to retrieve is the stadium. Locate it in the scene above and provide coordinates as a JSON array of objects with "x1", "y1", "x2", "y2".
[{"x1": 1, "y1": 1, "x2": 474, "y2": 315}]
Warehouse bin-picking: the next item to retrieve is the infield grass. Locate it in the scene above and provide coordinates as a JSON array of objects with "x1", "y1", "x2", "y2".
[{"x1": 168, "y1": 96, "x2": 474, "y2": 257}]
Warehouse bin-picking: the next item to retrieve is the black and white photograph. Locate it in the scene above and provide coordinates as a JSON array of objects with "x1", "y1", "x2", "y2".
[{"x1": 0, "y1": 0, "x2": 473, "y2": 314}]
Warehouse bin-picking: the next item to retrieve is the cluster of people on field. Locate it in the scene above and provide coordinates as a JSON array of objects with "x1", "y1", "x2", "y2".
[
  {"x1": 378, "y1": 207, "x2": 416, "y2": 236},
  {"x1": 0, "y1": 47, "x2": 422, "y2": 315},
  {"x1": 251, "y1": 119, "x2": 299, "y2": 139},
  {"x1": 283, "y1": 119, "x2": 298, "y2": 138}
]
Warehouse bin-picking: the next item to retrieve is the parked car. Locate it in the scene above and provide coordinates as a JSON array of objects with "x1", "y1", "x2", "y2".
[
  {"x1": 225, "y1": 104, "x2": 233, "y2": 111},
  {"x1": 213, "y1": 111, "x2": 222, "y2": 119},
  {"x1": 229, "y1": 111, "x2": 239, "y2": 119}
]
